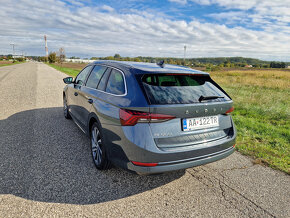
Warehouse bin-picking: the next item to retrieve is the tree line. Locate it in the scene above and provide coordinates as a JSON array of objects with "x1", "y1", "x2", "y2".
[
  {"x1": 37, "y1": 48, "x2": 66, "y2": 64},
  {"x1": 33, "y1": 53, "x2": 289, "y2": 69},
  {"x1": 91, "y1": 54, "x2": 289, "y2": 69}
]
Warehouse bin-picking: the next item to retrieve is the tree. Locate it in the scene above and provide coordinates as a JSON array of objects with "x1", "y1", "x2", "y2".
[
  {"x1": 48, "y1": 52, "x2": 56, "y2": 63},
  {"x1": 15, "y1": 57, "x2": 24, "y2": 62},
  {"x1": 281, "y1": 62, "x2": 286, "y2": 68},
  {"x1": 133, "y1": 57, "x2": 141, "y2": 62},
  {"x1": 225, "y1": 61, "x2": 231, "y2": 68},
  {"x1": 106, "y1": 56, "x2": 114, "y2": 60},
  {"x1": 169, "y1": 59, "x2": 176, "y2": 65},
  {"x1": 59, "y1": 47, "x2": 66, "y2": 64},
  {"x1": 114, "y1": 54, "x2": 121, "y2": 59},
  {"x1": 270, "y1": 62, "x2": 285, "y2": 68}
]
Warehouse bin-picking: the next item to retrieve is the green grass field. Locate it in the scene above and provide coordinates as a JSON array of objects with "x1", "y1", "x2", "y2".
[
  {"x1": 211, "y1": 70, "x2": 289, "y2": 174},
  {"x1": 50, "y1": 63, "x2": 290, "y2": 174}
]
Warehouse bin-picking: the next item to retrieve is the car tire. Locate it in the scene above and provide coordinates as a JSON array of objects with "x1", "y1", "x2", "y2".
[
  {"x1": 90, "y1": 122, "x2": 111, "y2": 170},
  {"x1": 63, "y1": 96, "x2": 71, "y2": 119}
]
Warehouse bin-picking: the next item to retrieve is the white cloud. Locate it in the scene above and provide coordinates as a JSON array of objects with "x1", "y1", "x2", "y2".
[
  {"x1": 100, "y1": 5, "x2": 115, "y2": 13},
  {"x1": 168, "y1": 0, "x2": 188, "y2": 4},
  {"x1": 185, "y1": 0, "x2": 290, "y2": 34},
  {"x1": 0, "y1": 0, "x2": 289, "y2": 61},
  {"x1": 190, "y1": 0, "x2": 258, "y2": 10}
]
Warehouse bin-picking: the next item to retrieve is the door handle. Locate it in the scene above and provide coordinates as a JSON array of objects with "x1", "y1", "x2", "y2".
[
  {"x1": 74, "y1": 92, "x2": 78, "y2": 96},
  {"x1": 88, "y1": 98, "x2": 93, "y2": 104}
]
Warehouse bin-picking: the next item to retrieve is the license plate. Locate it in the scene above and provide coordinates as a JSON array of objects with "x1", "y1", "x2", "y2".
[{"x1": 182, "y1": 116, "x2": 219, "y2": 131}]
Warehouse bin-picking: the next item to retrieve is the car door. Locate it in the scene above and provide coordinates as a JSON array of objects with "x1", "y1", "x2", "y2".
[
  {"x1": 77, "y1": 65, "x2": 108, "y2": 128},
  {"x1": 68, "y1": 65, "x2": 93, "y2": 124},
  {"x1": 90, "y1": 68, "x2": 127, "y2": 126}
]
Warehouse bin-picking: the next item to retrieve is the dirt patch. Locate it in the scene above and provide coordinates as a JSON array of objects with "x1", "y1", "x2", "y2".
[
  {"x1": 0, "y1": 61, "x2": 13, "y2": 65},
  {"x1": 53, "y1": 62, "x2": 87, "y2": 70}
]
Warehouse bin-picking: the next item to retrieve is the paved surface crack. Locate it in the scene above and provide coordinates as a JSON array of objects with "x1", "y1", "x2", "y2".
[
  {"x1": 220, "y1": 165, "x2": 253, "y2": 171},
  {"x1": 187, "y1": 166, "x2": 276, "y2": 217}
]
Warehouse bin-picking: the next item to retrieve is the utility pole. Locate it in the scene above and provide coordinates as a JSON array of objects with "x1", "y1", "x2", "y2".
[
  {"x1": 10, "y1": 43, "x2": 16, "y2": 56},
  {"x1": 184, "y1": 45, "x2": 187, "y2": 64},
  {"x1": 44, "y1": 35, "x2": 48, "y2": 57}
]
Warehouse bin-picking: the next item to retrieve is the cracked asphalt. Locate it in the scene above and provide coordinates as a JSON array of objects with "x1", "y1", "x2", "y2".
[{"x1": 0, "y1": 62, "x2": 289, "y2": 217}]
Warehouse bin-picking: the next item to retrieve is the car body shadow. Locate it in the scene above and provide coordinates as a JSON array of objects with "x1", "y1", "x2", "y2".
[{"x1": 0, "y1": 107, "x2": 184, "y2": 205}]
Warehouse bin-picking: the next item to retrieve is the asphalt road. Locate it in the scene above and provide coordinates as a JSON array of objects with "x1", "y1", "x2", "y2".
[{"x1": 0, "y1": 62, "x2": 289, "y2": 217}]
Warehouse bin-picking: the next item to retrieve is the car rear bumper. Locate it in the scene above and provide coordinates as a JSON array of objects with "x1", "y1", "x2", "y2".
[
  {"x1": 103, "y1": 119, "x2": 236, "y2": 174},
  {"x1": 126, "y1": 142, "x2": 234, "y2": 174}
]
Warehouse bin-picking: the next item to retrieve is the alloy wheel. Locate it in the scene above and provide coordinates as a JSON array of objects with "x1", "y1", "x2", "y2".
[
  {"x1": 63, "y1": 98, "x2": 68, "y2": 117},
  {"x1": 91, "y1": 126, "x2": 103, "y2": 166}
]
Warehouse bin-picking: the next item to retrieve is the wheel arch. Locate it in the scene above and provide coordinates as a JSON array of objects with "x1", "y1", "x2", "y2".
[
  {"x1": 87, "y1": 112, "x2": 113, "y2": 161},
  {"x1": 87, "y1": 112, "x2": 102, "y2": 137}
]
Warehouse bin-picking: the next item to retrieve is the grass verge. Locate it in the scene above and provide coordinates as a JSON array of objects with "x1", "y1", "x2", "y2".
[
  {"x1": 211, "y1": 70, "x2": 289, "y2": 174},
  {"x1": 47, "y1": 63, "x2": 80, "y2": 77}
]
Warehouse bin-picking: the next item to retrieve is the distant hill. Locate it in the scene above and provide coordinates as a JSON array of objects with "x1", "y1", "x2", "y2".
[
  {"x1": 187, "y1": 57, "x2": 269, "y2": 65},
  {"x1": 93, "y1": 55, "x2": 289, "y2": 68},
  {"x1": 140, "y1": 56, "x2": 289, "y2": 66}
]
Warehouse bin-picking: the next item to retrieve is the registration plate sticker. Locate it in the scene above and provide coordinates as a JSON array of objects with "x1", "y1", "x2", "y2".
[{"x1": 182, "y1": 116, "x2": 219, "y2": 131}]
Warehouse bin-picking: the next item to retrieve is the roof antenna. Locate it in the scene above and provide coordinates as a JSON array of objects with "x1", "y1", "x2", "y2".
[{"x1": 157, "y1": 60, "x2": 165, "y2": 68}]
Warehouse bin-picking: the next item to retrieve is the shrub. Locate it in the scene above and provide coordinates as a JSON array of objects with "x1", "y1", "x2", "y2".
[{"x1": 48, "y1": 52, "x2": 57, "y2": 63}]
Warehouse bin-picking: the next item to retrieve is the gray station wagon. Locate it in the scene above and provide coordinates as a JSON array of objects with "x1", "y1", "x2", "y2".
[{"x1": 63, "y1": 61, "x2": 236, "y2": 174}]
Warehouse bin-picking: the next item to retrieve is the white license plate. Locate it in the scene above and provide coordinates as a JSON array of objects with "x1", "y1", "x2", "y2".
[{"x1": 182, "y1": 116, "x2": 219, "y2": 131}]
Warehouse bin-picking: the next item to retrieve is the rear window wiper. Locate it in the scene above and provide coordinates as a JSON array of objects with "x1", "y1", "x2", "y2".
[{"x1": 199, "y1": 95, "x2": 224, "y2": 102}]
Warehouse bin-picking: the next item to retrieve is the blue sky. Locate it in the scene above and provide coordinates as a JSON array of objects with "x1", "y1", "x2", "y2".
[{"x1": 0, "y1": 0, "x2": 289, "y2": 61}]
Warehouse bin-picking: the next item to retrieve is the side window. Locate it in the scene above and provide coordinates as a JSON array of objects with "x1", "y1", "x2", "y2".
[
  {"x1": 75, "y1": 66, "x2": 93, "y2": 85},
  {"x1": 105, "y1": 69, "x2": 125, "y2": 95},
  {"x1": 97, "y1": 68, "x2": 111, "y2": 91},
  {"x1": 86, "y1": 65, "x2": 107, "y2": 89}
]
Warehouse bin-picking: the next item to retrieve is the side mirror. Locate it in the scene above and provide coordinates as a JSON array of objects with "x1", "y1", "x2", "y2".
[{"x1": 63, "y1": 77, "x2": 73, "y2": 84}]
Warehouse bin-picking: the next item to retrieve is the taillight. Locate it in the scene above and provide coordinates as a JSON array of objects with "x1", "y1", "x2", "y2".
[
  {"x1": 120, "y1": 109, "x2": 175, "y2": 126},
  {"x1": 131, "y1": 161, "x2": 158, "y2": 167},
  {"x1": 225, "y1": 106, "x2": 234, "y2": 114}
]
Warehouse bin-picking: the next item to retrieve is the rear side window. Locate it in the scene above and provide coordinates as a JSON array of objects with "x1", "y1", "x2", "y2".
[
  {"x1": 142, "y1": 74, "x2": 231, "y2": 104},
  {"x1": 75, "y1": 66, "x2": 93, "y2": 85},
  {"x1": 86, "y1": 65, "x2": 107, "y2": 89},
  {"x1": 97, "y1": 68, "x2": 111, "y2": 91},
  {"x1": 105, "y1": 69, "x2": 125, "y2": 95}
]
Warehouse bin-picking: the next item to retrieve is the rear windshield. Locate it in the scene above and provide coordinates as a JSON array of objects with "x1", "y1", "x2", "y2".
[{"x1": 141, "y1": 74, "x2": 231, "y2": 104}]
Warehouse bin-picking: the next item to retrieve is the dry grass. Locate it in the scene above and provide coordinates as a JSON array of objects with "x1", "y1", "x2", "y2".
[
  {"x1": 0, "y1": 60, "x2": 13, "y2": 66},
  {"x1": 211, "y1": 69, "x2": 290, "y2": 90}
]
